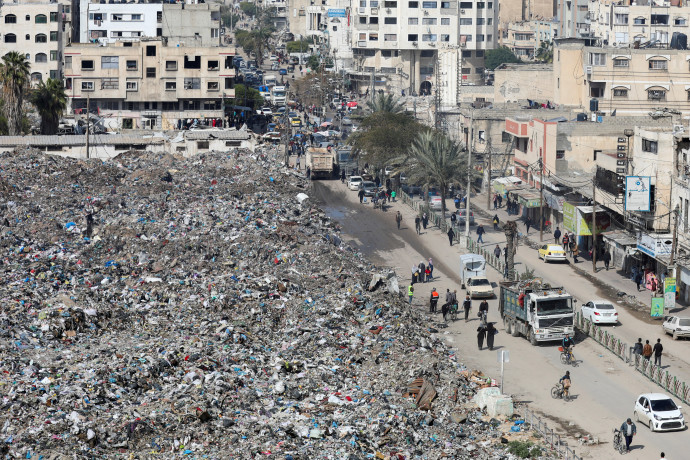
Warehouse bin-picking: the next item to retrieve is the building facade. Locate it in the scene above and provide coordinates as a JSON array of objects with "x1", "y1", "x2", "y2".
[
  {"x1": 501, "y1": 20, "x2": 557, "y2": 59},
  {"x1": 556, "y1": 0, "x2": 590, "y2": 38},
  {"x1": 64, "y1": 39, "x2": 235, "y2": 130}
]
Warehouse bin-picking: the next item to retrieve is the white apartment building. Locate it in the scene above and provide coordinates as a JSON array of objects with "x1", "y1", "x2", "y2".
[
  {"x1": 0, "y1": 0, "x2": 70, "y2": 85},
  {"x1": 64, "y1": 39, "x2": 235, "y2": 130},
  {"x1": 589, "y1": 0, "x2": 690, "y2": 46},
  {"x1": 349, "y1": 0, "x2": 497, "y2": 95},
  {"x1": 556, "y1": 0, "x2": 590, "y2": 38},
  {"x1": 78, "y1": 0, "x2": 221, "y2": 46}
]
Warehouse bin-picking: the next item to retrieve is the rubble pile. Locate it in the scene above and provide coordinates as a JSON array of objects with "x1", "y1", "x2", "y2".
[{"x1": 0, "y1": 148, "x2": 547, "y2": 458}]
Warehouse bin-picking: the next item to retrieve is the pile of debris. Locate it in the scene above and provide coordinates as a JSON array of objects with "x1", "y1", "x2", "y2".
[{"x1": 0, "y1": 147, "x2": 552, "y2": 458}]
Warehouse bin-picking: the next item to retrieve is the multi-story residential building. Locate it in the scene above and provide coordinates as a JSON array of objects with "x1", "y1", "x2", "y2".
[
  {"x1": 0, "y1": 0, "x2": 70, "y2": 85},
  {"x1": 78, "y1": 0, "x2": 221, "y2": 46},
  {"x1": 501, "y1": 19, "x2": 557, "y2": 59},
  {"x1": 555, "y1": 37, "x2": 690, "y2": 115},
  {"x1": 556, "y1": 0, "x2": 590, "y2": 38},
  {"x1": 64, "y1": 39, "x2": 235, "y2": 130},
  {"x1": 265, "y1": 0, "x2": 289, "y2": 29},
  {"x1": 589, "y1": 0, "x2": 690, "y2": 46}
]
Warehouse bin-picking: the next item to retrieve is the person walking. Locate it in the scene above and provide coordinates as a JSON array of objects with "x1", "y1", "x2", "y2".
[
  {"x1": 632, "y1": 338, "x2": 643, "y2": 358},
  {"x1": 486, "y1": 322, "x2": 497, "y2": 350},
  {"x1": 447, "y1": 227, "x2": 455, "y2": 246},
  {"x1": 603, "y1": 249, "x2": 611, "y2": 271},
  {"x1": 643, "y1": 339, "x2": 653, "y2": 361},
  {"x1": 418, "y1": 261, "x2": 426, "y2": 283},
  {"x1": 498, "y1": 194, "x2": 503, "y2": 208},
  {"x1": 407, "y1": 284, "x2": 414, "y2": 305},
  {"x1": 479, "y1": 299, "x2": 489, "y2": 324},
  {"x1": 429, "y1": 288, "x2": 439, "y2": 313},
  {"x1": 493, "y1": 194, "x2": 498, "y2": 210},
  {"x1": 572, "y1": 243, "x2": 579, "y2": 263},
  {"x1": 411, "y1": 264, "x2": 419, "y2": 285},
  {"x1": 422, "y1": 212, "x2": 428, "y2": 230},
  {"x1": 476, "y1": 224, "x2": 485, "y2": 243},
  {"x1": 358, "y1": 188, "x2": 365, "y2": 204},
  {"x1": 635, "y1": 270, "x2": 643, "y2": 291},
  {"x1": 395, "y1": 211, "x2": 402, "y2": 230},
  {"x1": 428, "y1": 258, "x2": 434, "y2": 280},
  {"x1": 424, "y1": 265, "x2": 431, "y2": 283},
  {"x1": 463, "y1": 295, "x2": 472, "y2": 322},
  {"x1": 492, "y1": 214, "x2": 500, "y2": 231},
  {"x1": 553, "y1": 227, "x2": 562, "y2": 245},
  {"x1": 620, "y1": 418, "x2": 636, "y2": 453},
  {"x1": 525, "y1": 217, "x2": 532, "y2": 234},
  {"x1": 441, "y1": 301, "x2": 449, "y2": 322},
  {"x1": 415, "y1": 216, "x2": 421, "y2": 235},
  {"x1": 653, "y1": 338, "x2": 663, "y2": 367},
  {"x1": 477, "y1": 325, "x2": 487, "y2": 350},
  {"x1": 494, "y1": 244, "x2": 501, "y2": 260}
]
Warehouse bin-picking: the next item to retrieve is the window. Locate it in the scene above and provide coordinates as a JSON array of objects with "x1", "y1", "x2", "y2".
[
  {"x1": 50, "y1": 31, "x2": 58, "y2": 41},
  {"x1": 203, "y1": 100, "x2": 220, "y2": 110},
  {"x1": 360, "y1": 0, "x2": 366, "y2": 6},
  {"x1": 101, "y1": 77, "x2": 118, "y2": 89},
  {"x1": 162, "y1": 102, "x2": 178, "y2": 111},
  {"x1": 476, "y1": 50, "x2": 484, "y2": 58},
  {"x1": 211, "y1": 28, "x2": 219, "y2": 38},
  {"x1": 64, "y1": 56, "x2": 72, "y2": 69},
  {"x1": 409, "y1": 1, "x2": 418, "y2": 6},
  {"x1": 225, "y1": 77, "x2": 234, "y2": 89},
  {"x1": 35, "y1": 14, "x2": 47, "y2": 24},
  {"x1": 648, "y1": 59, "x2": 667, "y2": 70},
  {"x1": 126, "y1": 102, "x2": 139, "y2": 110},
  {"x1": 422, "y1": 1, "x2": 437, "y2": 6},
  {"x1": 476, "y1": 67, "x2": 484, "y2": 73},
  {"x1": 126, "y1": 60, "x2": 137, "y2": 71},
  {"x1": 35, "y1": 34, "x2": 47, "y2": 43},
  {"x1": 25, "y1": 15, "x2": 30, "y2": 21},
  {"x1": 183, "y1": 100, "x2": 201, "y2": 110},
  {"x1": 384, "y1": 0, "x2": 397, "y2": 6},
  {"x1": 477, "y1": 18, "x2": 485, "y2": 25},
  {"x1": 441, "y1": 1, "x2": 450, "y2": 7},
  {"x1": 162, "y1": 60, "x2": 177, "y2": 71},
  {"x1": 369, "y1": 33, "x2": 379, "y2": 40},
  {"x1": 35, "y1": 53, "x2": 47, "y2": 63},
  {"x1": 459, "y1": 18, "x2": 472, "y2": 25},
  {"x1": 184, "y1": 56, "x2": 201, "y2": 69},
  {"x1": 408, "y1": 34, "x2": 418, "y2": 41},
  {"x1": 462, "y1": 50, "x2": 471, "y2": 57},
  {"x1": 477, "y1": 34, "x2": 485, "y2": 41},
  {"x1": 613, "y1": 58, "x2": 629, "y2": 67},
  {"x1": 4, "y1": 34, "x2": 16, "y2": 43},
  {"x1": 126, "y1": 81, "x2": 138, "y2": 91},
  {"x1": 131, "y1": 14, "x2": 142, "y2": 21},
  {"x1": 461, "y1": 67, "x2": 470, "y2": 74},
  {"x1": 197, "y1": 141, "x2": 210, "y2": 149},
  {"x1": 207, "y1": 60, "x2": 219, "y2": 70},
  {"x1": 50, "y1": 50, "x2": 57, "y2": 61},
  {"x1": 112, "y1": 14, "x2": 123, "y2": 21},
  {"x1": 634, "y1": 17, "x2": 645, "y2": 25},
  {"x1": 422, "y1": 18, "x2": 437, "y2": 25},
  {"x1": 49, "y1": 70, "x2": 57, "y2": 79},
  {"x1": 385, "y1": 17, "x2": 397, "y2": 24},
  {"x1": 166, "y1": 81, "x2": 176, "y2": 90},
  {"x1": 675, "y1": 17, "x2": 687, "y2": 26},
  {"x1": 642, "y1": 138, "x2": 658, "y2": 153},
  {"x1": 613, "y1": 88, "x2": 628, "y2": 97},
  {"x1": 408, "y1": 18, "x2": 418, "y2": 24},
  {"x1": 184, "y1": 78, "x2": 200, "y2": 89},
  {"x1": 589, "y1": 52, "x2": 606, "y2": 66},
  {"x1": 81, "y1": 59, "x2": 94, "y2": 70},
  {"x1": 384, "y1": 34, "x2": 397, "y2": 41},
  {"x1": 4, "y1": 14, "x2": 16, "y2": 23},
  {"x1": 614, "y1": 13, "x2": 628, "y2": 25},
  {"x1": 101, "y1": 56, "x2": 119, "y2": 69},
  {"x1": 359, "y1": 16, "x2": 367, "y2": 24},
  {"x1": 557, "y1": 150, "x2": 565, "y2": 159},
  {"x1": 146, "y1": 67, "x2": 156, "y2": 78},
  {"x1": 441, "y1": 34, "x2": 450, "y2": 41},
  {"x1": 207, "y1": 81, "x2": 219, "y2": 91},
  {"x1": 501, "y1": 131, "x2": 512, "y2": 143},
  {"x1": 102, "y1": 101, "x2": 119, "y2": 110},
  {"x1": 460, "y1": 1, "x2": 472, "y2": 7},
  {"x1": 369, "y1": 16, "x2": 378, "y2": 23},
  {"x1": 422, "y1": 34, "x2": 437, "y2": 41},
  {"x1": 441, "y1": 17, "x2": 450, "y2": 25},
  {"x1": 81, "y1": 81, "x2": 94, "y2": 91},
  {"x1": 359, "y1": 33, "x2": 366, "y2": 40},
  {"x1": 477, "y1": 2, "x2": 485, "y2": 7},
  {"x1": 50, "y1": 12, "x2": 58, "y2": 22},
  {"x1": 146, "y1": 45, "x2": 156, "y2": 57}
]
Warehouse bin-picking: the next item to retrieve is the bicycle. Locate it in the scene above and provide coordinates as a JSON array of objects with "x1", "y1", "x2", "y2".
[
  {"x1": 449, "y1": 303, "x2": 458, "y2": 321},
  {"x1": 551, "y1": 382, "x2": 570, "y2": 401},
  {"x1": 612, "y1": 429, "x2": 627, "y2": 455},
  {"x1": 559, "y1": 347, "x2": 578, "y2": 367}
]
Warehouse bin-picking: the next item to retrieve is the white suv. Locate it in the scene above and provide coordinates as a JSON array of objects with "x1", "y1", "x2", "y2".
[{"x1": 348, "y1": 176, "x2": 363, "y2": 191}]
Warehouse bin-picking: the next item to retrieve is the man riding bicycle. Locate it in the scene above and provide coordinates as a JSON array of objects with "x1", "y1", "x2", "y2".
[
  {"x1": 562, "y1": 334, "x2": 575, "y2": 361},
  {"x1": 559, "y1": 370, "x2": 572, "y2": 398}
]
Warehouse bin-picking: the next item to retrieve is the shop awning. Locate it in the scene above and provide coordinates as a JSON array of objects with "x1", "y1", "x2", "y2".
[
  {"x1": 513, "y1": 189, "x2": 542, "y2": 208},
  {"x1": 602, "y1": 230, "x2": 637, "y2": 248},
  {"x1": 492, "y1": 176, "x2": 523, "y2": 195}
]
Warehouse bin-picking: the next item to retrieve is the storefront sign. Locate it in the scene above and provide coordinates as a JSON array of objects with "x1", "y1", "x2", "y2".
[
  {"x1": 328, "y1": 8, "x2": 347, "y2": 17},
  {"x1": 651, "y1": 297, "x2": 664, "y2": 317},
  {"x1": 563, "y1": 202, "x2": 577, "y2": 234},
  {"x1": 665, "y1": 277, "x2": 676, "y2": 311},
  {"x1": 636, "y1": 233, "x2": 673, "y2": 258},
  {"x1": 562, "y1": 203, "x2": 610, "y2": 236},
  {"x1": 625, "y1": 176, "x2": 651, "y2": 212}
]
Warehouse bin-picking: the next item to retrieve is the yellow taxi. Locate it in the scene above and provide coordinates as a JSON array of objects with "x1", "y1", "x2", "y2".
[
  {"x1": 290, "y1": 117, "x2": 302, "y2": 127},
  {"x1": 538, "y1": 244, "x2": 567, "y2": 263}
]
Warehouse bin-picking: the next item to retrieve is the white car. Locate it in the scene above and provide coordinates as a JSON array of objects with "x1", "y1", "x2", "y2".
[
  {"x1": 581, "y1": 300, "x2": 619, "y2": 325},
  {"x1": 348, "y1": 176, "x2": 363, "y2": 191},
  {"x1": 634, "y1": 393, "x2": 685, "y2": 432},
  {"x1": 429, "y1": 196, "x2": 443, "y2": 211},
  {"x1": 269, "y1": 55, "x2": 278, "y2": 61},
  {"x1": 466, "y1": 277, "x2": 494, "y2": 299},
  {"x1": 259, "y1": 107, "x2": 273, "y2": 116},
  {"x1": 662, "y1": 316, "x2": 690, "y2": 340}
]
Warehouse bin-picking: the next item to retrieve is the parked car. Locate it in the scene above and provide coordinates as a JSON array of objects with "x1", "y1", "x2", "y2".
[
  {"x1": 466, "y1": 277, "x2": 494, "y2": 298},
  {"x1": 538, "y1": 244, "x2": 567, "y2": 263},
  {"x1": 359, "y1": 181, "x2": 378, "y2": 197},
  {"x1": 581, "y1": 300, "x2": 619, "y2": 325},
  {"x1": 291, "y1": 117, "x2": 302, "y2": 127},
  {"x1": 259, "y1": 107, "x2": 273, "y2": 116},
  {"x1": 348, "y1": 176, "x2": 363, "y2": 191},
  {"x1": 342, "y1": 117, "x2": 353, "y2": 126},
  {"x1": 269, "y1": 55, "x2": 278, "y2": 61},
  {"x1": 634, "y1": 393, "x2": 685, "y2": 432},
  {"x1": 279, "y1": 68, "x2": 288, "y2": 75},
  {"x1": 429, "y1": 196, "x2": 443, "y2": 211},
  {"x1": 662, "y1": 316, "x2": 690, "y2": 340},
  {"x1": 454, "y1": 209, "x2": 475, "y2": 226}
]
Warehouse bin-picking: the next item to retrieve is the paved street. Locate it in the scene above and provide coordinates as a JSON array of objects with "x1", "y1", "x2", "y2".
[{"x1": 314, "y1": 179, "x2": 690, "y2": 460}]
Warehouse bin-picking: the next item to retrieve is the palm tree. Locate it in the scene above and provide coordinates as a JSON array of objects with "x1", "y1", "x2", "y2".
[
  {"x1": 0, "y1": 52, "x2": 31, "y2": 135},
  {"x1": 366, "y1": 93, "x2": 404, "y2": 114},
  {"x1": 535, "y1": 41, "x2": 553, "y2": 63},
  {"x1": 395, "y1": 131, "x2": 470, "y2": 219},
  {"x1": 30, "y1": 78, "x2": 67, "y2": 135}
]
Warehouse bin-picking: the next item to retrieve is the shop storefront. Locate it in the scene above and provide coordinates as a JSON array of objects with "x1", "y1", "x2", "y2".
[
  {"x1": 562, "y1": 203, "x2": 612, "y2": 254},
  {"x1": 601, "y1": 230, "x2": 637, "y2": 274},
  {"x1": 635, "y1": 232, "x2": 673, "y2": 293}
]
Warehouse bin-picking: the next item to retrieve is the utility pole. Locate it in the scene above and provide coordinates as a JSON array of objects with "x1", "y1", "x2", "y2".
[
  {"x1": 670, "y1": 204, "x2": 679, "y2": 269},
  {"x1": 538, "y1": 157, "x2": 544, "y2": 242},
  {"x1": 504, "y1": 220, "x2": 517, "y2": 280},
  {"x1": 465, "y1": 111, "x2": 474, "y2": 240},
  {"x1": 434, "y1": 59, "x2": 441, "y2": 130},
  {"x1": 85, "y1": 94, "x2": 90, "y2": 159},
  {"x1": 592, "y1": 175, "x2": 597, "y2": 273},
  {"x1": 486, "y1": 141, "x2": 492, "y2": 211}
]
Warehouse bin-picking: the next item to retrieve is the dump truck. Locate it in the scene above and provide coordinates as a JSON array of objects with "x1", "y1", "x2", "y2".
[
  {"x1": 499, "y1": 279, "x2": 575, "y2": 345},
  {"x1": 305, "y1": 148, "x2": 338, "y2": 179}
]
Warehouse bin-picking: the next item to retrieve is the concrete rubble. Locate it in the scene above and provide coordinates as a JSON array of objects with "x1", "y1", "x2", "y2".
[{"x1": 0, "y1": 147, "x2": 557, "y2": 458}]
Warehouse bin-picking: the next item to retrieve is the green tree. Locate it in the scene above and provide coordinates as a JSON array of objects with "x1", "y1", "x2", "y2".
[
  {"x1": 220, "y1": 5, "x2": 241, "y2": 29},
  {"x1": 0, "y1": 51, "x2": 31, "y2": 135},
  {"x1": 239, "y1": 2, "x2": 258, "y2": 17},
  {"x1": 394, "y1": 130, "x2": 470, "y2": 219},
  {"x1": 535, "y1": 41, "x2": 553, "y2": 63},
  {"x1": 366, "y1": 93, "x2": 404, "y2": 114},
  {"x1": 348, "y1": 111, "x2": 427, "y2": 168},
  {"x1": 30, "y1": 78, "x2": 67, "y2": 135},
  {"x1": 286, "y1": 39, "x2": 312, "y2": 54},
  {"x1": 234, "y1": 28, "x2": 274, "y2": 65},
  {"x1": 485, "y1": 47, "x2": 520, "y2": 70},
  {"x1": 227, "y1": 84, "x2": 263, "y2": 110}
]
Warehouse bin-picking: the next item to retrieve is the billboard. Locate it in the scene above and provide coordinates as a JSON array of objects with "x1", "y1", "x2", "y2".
[
  {"x1": 625, "y1": 176, "x2": 651, "y2": 211},
  {"x1": 328, "y1": 8, "x2": 347, "y2": 17}
]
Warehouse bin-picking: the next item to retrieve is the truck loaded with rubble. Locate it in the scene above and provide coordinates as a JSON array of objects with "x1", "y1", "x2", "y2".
[{"x1": 0, "y1": 147, "x2": 559, "y2": 458}]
